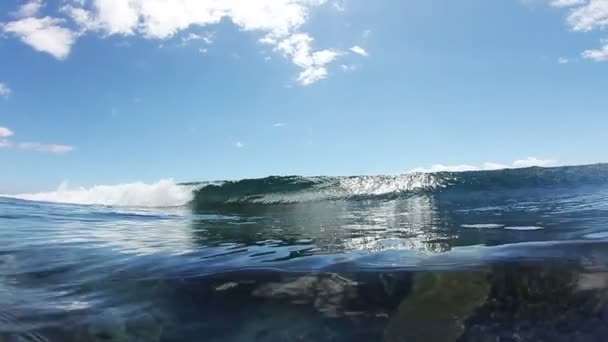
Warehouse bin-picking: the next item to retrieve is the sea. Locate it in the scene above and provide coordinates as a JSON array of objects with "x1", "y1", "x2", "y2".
[{"x1": 2, "y1": 164, "x2": 608, "y2": 341}]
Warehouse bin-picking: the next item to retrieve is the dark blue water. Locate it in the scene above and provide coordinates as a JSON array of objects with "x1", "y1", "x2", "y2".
[{"x1": 2, "y1": 165, "x2": 608, "y2": 341}]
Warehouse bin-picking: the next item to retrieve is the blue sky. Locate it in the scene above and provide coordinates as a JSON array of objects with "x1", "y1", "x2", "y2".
[{"x1": 1, "y1": 0, "x2": 607, "y2": 193}]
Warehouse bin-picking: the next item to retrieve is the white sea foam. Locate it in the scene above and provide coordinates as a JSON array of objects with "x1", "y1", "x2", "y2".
[
  {"x1": 3, "y1": 179, "x2": 195, "y2": 207},
  {"x1": 504, "y1": 226, "x2": 544, "y2": 231},
  {"x1": 584, "y1": 232, "x2": 608, "y2": 239},
  {"x1": 461, "y1": 224, "x2": 505, "y2": 229}
]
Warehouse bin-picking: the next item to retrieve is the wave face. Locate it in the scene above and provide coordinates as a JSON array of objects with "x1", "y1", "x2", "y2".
[
  {"x1": 2, "y1": 164, "x2": 607, "y2": 208},
  {"x1": 190, "y1": 173, "x2": 444, "y2": 208},
  {"x1": 4, "y1": 179, "x2": 195, "y2": 207},
  {"x1": 191, "y1": 164, "x2": 608, "y2": 209}
]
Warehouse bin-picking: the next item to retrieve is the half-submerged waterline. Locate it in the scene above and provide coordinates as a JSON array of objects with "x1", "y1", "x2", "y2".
[{"x1": 2, "y1": 164, "x2": 608, "y2": 341}]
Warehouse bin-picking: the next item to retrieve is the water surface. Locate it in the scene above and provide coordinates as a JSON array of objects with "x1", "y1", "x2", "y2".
[{"x1": 2, "y1": 165, "x2": 608, "y2": 341}]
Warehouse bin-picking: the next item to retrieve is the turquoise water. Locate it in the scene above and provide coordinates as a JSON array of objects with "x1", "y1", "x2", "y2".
[{"x1": 2, "y1": 165, "x2": 608, "y2": 341}]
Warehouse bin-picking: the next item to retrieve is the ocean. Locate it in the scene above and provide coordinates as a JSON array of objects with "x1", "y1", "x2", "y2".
[{"x1": 2, "y1": 164, "x2": 608, "y2": 341}]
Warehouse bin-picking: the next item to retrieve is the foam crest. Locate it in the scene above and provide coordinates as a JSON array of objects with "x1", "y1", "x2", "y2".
[{"x1": 5, "y1": 179, "x2": 194, "y2": 207}]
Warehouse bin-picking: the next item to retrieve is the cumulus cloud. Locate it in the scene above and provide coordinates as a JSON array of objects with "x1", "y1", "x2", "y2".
[
  {"x1": 0, "y1": 83, "x2": 11, "y2": 98},
  {"x1": 582, "y1": 44, "x2": 608, "y2": 61},
  {"x1": 410, "y1": 163, "x2": 508, "y2": 173},
  {"x1": 559, "y1": 0, "x2": 608, "y2": 32},
  {"x1": 349, "y1": 45, "x2": 368, "y2": 56},
  {"x1": 0, "y1": 126, "x2": 73, "y2": 154},
  {"x1": 550, "y1": 0, "x2": 587, "y2": 8},
  {"x1": 411, "y1": 157, "x2": 558, "y2": 173},
  {"x1": 2, "y1": 16, "x2": 77, "y2": 60},
  {"x1": 265, "y1": 33, "x2": 343, "y2": 85},
  {"x1": 11, "y1": 0, "x2": 44, "y2": 18},
  {"x1": 0, "y1": 126, "x2": 14, "y2": 138},
  {"x1": 1, "y1": 0, "x2": 352, "y2": 84},
  {"x1": 234, "y1": 141, "x2": 244, "y2": 148},
  {"x1": 68, "y1": 0, "x2": 344, "y2": 84},
  {"x1": 0, "y1": 126, "x2": 12, "y2": 148},
  {"x1": 543, "y1": 0, "x2": 608, "y2": 62},
  {"x1": 512, "y1": 157, "x2": 557, "y2": 167},
  {"x1": 273, "y1": 122, "x2": 287, "y2": 128},
  {"x1": 558, "y1": 57, "x2": 570, "y2": 63}
]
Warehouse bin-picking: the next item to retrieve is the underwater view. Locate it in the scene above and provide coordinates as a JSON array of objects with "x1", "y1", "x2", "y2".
[{"x1": 2, "y1": 164, "x2": 608, "y2": 341}]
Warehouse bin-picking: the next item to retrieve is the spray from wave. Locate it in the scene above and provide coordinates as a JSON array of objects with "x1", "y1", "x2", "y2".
[{"x1": 3, "y1": 179, "x2": 195, "y2": 207}]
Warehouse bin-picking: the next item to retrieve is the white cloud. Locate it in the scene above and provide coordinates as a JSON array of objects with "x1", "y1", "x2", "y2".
[
  {"x1": 0, "y1": 83, "x2": 11, "y2": 98},
  {"x1": 550, "y1": 0, "x2": 587, "y2": 8},
  {"x1": 0, "y1": 126, "x2": 14, "y2": 138},
  {"x1": 0, "y1": 126, "x2": 73, "y2": 154},
  {"x1": 411, "y1": 157, "x2": 558, "y2": 173},
  {"x1": 332, "y1": 0, "x2": 346, "y2": 12},
  {"x1": 410, "y1": 163, "x2": 507, "y2": 173},
  {"x1": 235, "y1": 141, "x2": 244, "y2": 148},
  {"x1": 512, "y1": 157, "x2": 557, "y2": 167},
  {"x1": 11, "y1": 0, "x2": 44, "y2": 18},
  {"x1": 62, "y1": 0, "x2": 139, "y2": 35},
  {"x1": 269, "y1": 33, "x2": 343, "y2": 85},
  {"x1": 297, "y1": 66, "x2": 327, "y2": 85},
  {"x1": 582, "y1": 43, "x2": 608, "y2": 61},
  {"x1": 2, "y1": 16, "x2": 77, "y2": 60},
  {"x1": 340, "y1": 63, "x2": 360, "y2": 72},
  {"x1": 181, "y1": 32, "x2": 214, "y2": 45},
  {"x1": 17, "y1": 142, "x2": 74, "y2": 154},
  {"x1": 558, "y1": 57, "x2": 570, "y2": 63},
  {"x1": 1, "y1": 0, "x2": 351, "y2": 84},
  {"x1": 546, "y1": 0, "x2": 608, "y2": 31},
  {"x1": 273, "y1": 122, "x2": 287, "y2": 127},
  {"x1": 541, "y1": 0, "x2": 608, "y2": 63},
  {"x1": 66, "y1": 0, "x2": 336, "y2": 58},
  {"x1": 349, "y1": 45, "x2": 368, "y2": 56}
]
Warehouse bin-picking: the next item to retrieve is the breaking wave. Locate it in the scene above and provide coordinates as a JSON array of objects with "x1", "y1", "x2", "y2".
[
  {"x1": 190, "y1": 164, "x2": 608, "y2": 209},
  {"x1": 2, "y1": 179, "x2": 195, "y2": 207},
  {"x1": 2, "y1": 164, "x2": 607, "y2": 208}
]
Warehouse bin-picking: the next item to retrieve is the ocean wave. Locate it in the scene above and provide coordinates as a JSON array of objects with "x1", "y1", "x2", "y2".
[
  {"x1": 2, "y1": 179, "x2": 195, "y2": 208},
  {"x1": 191, "y1": 164, "x2": 608, "y2": 209},
  {"x1": 2, "y1": 164, "x2": 607, "y2": 208},
  {"x1": 190, "y1": 172, "x2": 446, "y2": 208}
]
